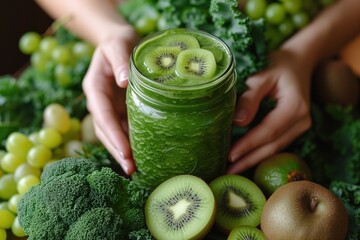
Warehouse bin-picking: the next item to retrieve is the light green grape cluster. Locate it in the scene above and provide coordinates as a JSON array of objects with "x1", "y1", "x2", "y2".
[
  {"x1": 0, "y1": 103, "x2": 98, "y2": 238},
  {"x1": 244, "y1": 0, "x2": 335, "y2": 51},
  {"x1": 18, "y1": 31, "x2": 94, "y2": 88}
]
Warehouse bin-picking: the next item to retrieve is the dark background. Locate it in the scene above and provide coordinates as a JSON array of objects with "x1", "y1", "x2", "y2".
[{"x1": 0, "y1": 1, "x2": 52, "y2": 75}]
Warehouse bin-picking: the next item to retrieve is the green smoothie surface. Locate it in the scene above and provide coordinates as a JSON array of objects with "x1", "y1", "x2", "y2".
[{"x1": 133, "y1": 28, "x2": 232, "y2": 87}]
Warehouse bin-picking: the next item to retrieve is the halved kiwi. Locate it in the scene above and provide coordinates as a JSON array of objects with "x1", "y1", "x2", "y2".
[
  {"x1": 228, "y1": 226, "x2": 267, "y2": 240},
  {"x1": 160, "y1": 34, "x2": 200, "y2": 50},
  {"x1": 145, "y1": 175, "x2": 215, "y2": 240},
  {"x1": 144, "y1": 46, "x2": 181, "y2": 75},
  {"x1": 176, "y1": 48, "x2": 217, "y2": 81},
  {"x1": 152, "y1": 74, "x2": 188, "y2": 86},
  {"x1": 209, "y1": 175, "x2": 266, "y2": 233}
]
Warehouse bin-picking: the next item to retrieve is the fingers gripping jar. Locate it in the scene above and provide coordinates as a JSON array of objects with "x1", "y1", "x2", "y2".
[{"x1": 126, "y1": 28, "x2": 236, "y2": 190}]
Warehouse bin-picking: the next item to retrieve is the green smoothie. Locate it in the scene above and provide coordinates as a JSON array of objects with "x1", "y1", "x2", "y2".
[{"x1": 127, "y1": 28, "x2": 236, "y2": 190}]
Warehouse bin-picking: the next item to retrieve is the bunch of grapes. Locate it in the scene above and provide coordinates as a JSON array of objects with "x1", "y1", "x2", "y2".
[
  {"x1": 244, "y1": 0, "x2": 336, "y2": 50},
  {"x1": 18, "y1": 29, "x2": 94, "y2": 88},
  {"x1": 0, "y1": 103, "x2": 98, "y2": 239}
]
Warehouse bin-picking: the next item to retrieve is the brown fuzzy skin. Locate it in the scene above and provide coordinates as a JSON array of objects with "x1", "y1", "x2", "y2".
[{"x1": 261, "y1": 181, "x2": 348, "y2": 240}]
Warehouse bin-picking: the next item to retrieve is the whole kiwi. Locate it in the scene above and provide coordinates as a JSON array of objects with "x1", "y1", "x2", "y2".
[{"x1": 261, "y1": 180, "x2": 349, "y2": 240}]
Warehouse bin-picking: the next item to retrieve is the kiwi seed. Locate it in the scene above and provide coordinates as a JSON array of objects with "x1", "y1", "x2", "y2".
[
  {"x1": 145, "y1": 175, "x2": 215, "y2": 240},
  {"x1": 160, "y1": 34, "x2": 200, "y2": 50},
  {"x1": 209, "y1": 175, "x2": 266, "y2": 233},
  {"x1": 176, "y1": 48, "x2": 217, "y2": 81},
  {"x1": 228, "y1": 226, "x2": 267, "y2": 240},
  {"x1": 144, "y1": 46, "x2": 181, "y2": 75}
]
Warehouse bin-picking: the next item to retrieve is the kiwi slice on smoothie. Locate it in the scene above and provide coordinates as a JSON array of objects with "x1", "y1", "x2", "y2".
[
  {"x1": 176, "y1": 48, "x2": 217, "y2": 81},
  {"x1": 228, "y1": 226, "x2": 267, "y2": 240},
  {"x1": 145, "y1": 175, "x2": 215, "y2": 240},
  {"x1": 209, "y1": 175, "x2": 266, "y2": 233},
  {"x1": 160, "y1": 34, "x2": 200, "y2": 50},
  {"x1": 144, "y1": 46, "x2": 181, "y2": 75}
]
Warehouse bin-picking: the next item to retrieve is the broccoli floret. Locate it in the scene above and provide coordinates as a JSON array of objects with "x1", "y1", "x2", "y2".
[
  {"x1": 129, "y1": 228, "x2": 155, "y2": 240},
  {"x1": 17, "y1": 157, "x2": 149, "y2": 239},
  {"x1": 65, "y1": 207, "x2": 125, "y2": 240},
  {"x1": 41, "y1": 157, "x2": 100, "y2": 184}
]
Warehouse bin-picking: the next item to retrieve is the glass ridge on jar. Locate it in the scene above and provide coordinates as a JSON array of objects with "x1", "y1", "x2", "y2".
[{"x1": 126, "y1": 28, "x2": 236, "y2": 190}]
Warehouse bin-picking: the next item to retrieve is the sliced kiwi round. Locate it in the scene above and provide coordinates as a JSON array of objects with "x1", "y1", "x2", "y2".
[
  {"x1": 145, "y1": 175, "x2": 215, "y2": 240},
  {"x1": 152, "y1": 74, "x2": 188, "y2": 86},
  {"x1": 209, "y1": 175, "x2": 266, "y2": 233},
  {"x1": 228, "y1": 226, "x2": 267, "y2": 240},
  {"x1": 160, "y1": 34, "x2": 200, "y2": 50},
  {"x1": 144, "y1": 46, "x2": 181, "y2": 75},
  {"x1": 175, "y1": 48, "x2": 217, "y2": 81},
  {"x1": 202, "y1": 46, "x2": 224, "y2": 63}
]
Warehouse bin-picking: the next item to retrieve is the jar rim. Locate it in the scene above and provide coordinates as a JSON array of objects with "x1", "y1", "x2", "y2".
[{"x1": 130, "y1": 28, "x2": 235, "y2": 93}]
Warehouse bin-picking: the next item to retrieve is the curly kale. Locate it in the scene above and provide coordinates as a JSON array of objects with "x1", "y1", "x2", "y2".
[
  {"x1": 330, "y1": 181, "x2": 360, "y2": 240},
  {"x1": 17, "y1": 158, "x2": 150, "y2": 240}
]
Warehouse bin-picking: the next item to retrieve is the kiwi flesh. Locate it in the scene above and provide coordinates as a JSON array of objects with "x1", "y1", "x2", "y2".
[
  {"x1": 160, "y1": 34, "x2": 200, "y2": 50},
  {"x1": 228, "y1": 226, "x2": 267, "y2": 240},
  {"x1": 144, "y1": 46, "x2": 181, "y2": 75},
  {"x1": 209, "y1": 175, "x2": 266, "y2": 233},
  {"x1": 176, "y1": 48, "x2": 217, "y2": 81},
  {"x1": 145, "y1": 175, "x2": 215, "y2": 240}
]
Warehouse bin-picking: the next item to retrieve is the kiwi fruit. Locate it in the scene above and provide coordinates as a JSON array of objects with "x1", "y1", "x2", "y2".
[
  {"x1": 144, "y1": 46, "x2": 181, "y2": 75},
  {"x1": 160, "y1": 34, "x2": 200, "y2": 50},
  {"x1": 176, "y1": 48, "x2": 217, "y2": 81},
  {"x1": 202, "y1": 46, "x2": 224, "y2": 63},
  {"x1": 152, "y1": 74, "x2": 188, "y2": 86},
  {"x1": 209, "y1": 175, "x2": 266, "y2": 233},
  {"x1": 145, "y1": 175, "x2": 215, "y2": 240},
  {"x1": 228, "y1": 226, "x2": 267, "y2": 240}
]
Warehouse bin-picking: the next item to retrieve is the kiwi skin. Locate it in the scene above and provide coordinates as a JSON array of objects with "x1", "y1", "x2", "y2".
[{"x1": 261, "y1": 181, "x2": 349, "y2": 240}]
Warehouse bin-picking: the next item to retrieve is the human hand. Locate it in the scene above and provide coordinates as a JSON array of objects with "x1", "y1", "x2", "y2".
[
  {"x1": 228, "y1": 50, "x2": 312, "y2": 173},
  {"x1": 82, "y1": 26, "x2": 139, "y2": 175}
]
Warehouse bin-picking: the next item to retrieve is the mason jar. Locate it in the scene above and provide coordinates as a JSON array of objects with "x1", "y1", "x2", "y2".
[{"x1": 126, "y1": 28, "x2": 236, "y2": 190}]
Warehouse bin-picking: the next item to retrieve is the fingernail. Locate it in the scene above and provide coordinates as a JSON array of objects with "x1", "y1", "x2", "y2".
[
  {"x1": 118, "y1": 151, "x2": 129, "y2": 174},
  {"x1": 230, "y1": 153, "x2": 241, "y2": 162},
  {"x1": 118, "y1": 69, "x2": 129, "y2": 82},
  {"x1": 234, "y1": 110, "x2": 247, "y2": 122}
]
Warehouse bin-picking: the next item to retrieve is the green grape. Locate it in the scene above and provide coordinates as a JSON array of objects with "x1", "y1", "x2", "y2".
[
  {"x1": 27, "y1": 145, "x2": 52, "y2": 168},
  {"x1": 0, "y1": 174, "x2": 17, "y2": 200},
  {"x1": 8, "y1": 194, "x2": 21, "y2": 214},
  {"x1": 0, "y1": 153, "x2": 26, "y2": 173},
  {"x1": 30, "y1": 51, "x2": 50, "y2": 73},
  {"x1": 39, "y1": 36, "x2": 59, "y2": 56},
  {"x1": 18, "y1": 32, "x2": 41, "y2": 55},
  {"x1": 43, "y1": 103, "x2": 71, "y2": 134},
  {"x1": 14, "y1": 163, "x2": 41, "y2": 183},
  {"x1": 135, "y1": 16, "x2": 158, "y2": 35},
  {"x1": 281, "y1": 0, "x2": 302, "y2": 14},
  {"x1": 52, "y1": 45, "x2": 72, "y2": 64},
  {"x1": 17, "y1": 175, "x2": 40, "y2": 196},
  {"x1": 72, "y1": 41, "x2": 94, "y2": 59},
  {"x1": 38, "y1": 128, "x2": 63, "y2": 149},
  {"x1": 245, "y1": 0, "x2": 267, "y2": 20},
  {"x1": 64, "y1": 140, "x2": 83, "y2": 157},
  {"x1": 0, "y1": 208, "x2": 15, "y2": 229},
  {"x1": 63, "y1": 118, "x2": 81, "y2": 142},
  {"x1": 54, "y1": 64, "x2": 72, "y2": 87},
  {"x1": 12, "y1": 216, "x2": 26, "y2": 237},
  {"x1": 0, "y1": 202, "x2": 9, "y2": 210},
  {"x1": 0, "y1": 228, "x2": 6, "y2": 240},
  {"x1": 279, "y1": 19, "x2": 295, "y2": 37},
  {"x1": 292, "y1": 11, "x2": 310, "y2": 29},
  {"x1": 6, "y1": 132, "x2": 33, "y2": 158},
  {"x1": 28, "y1": 131, "x2": 39, "y2": 145},
  {"x1": 265, "y1": 3, "x2": 286, "y2": 25}
]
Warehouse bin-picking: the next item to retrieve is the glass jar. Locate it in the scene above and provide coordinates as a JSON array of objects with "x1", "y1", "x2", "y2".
[{"x1": 126, "y1": 28, "x2": 236, "y2": 190}]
